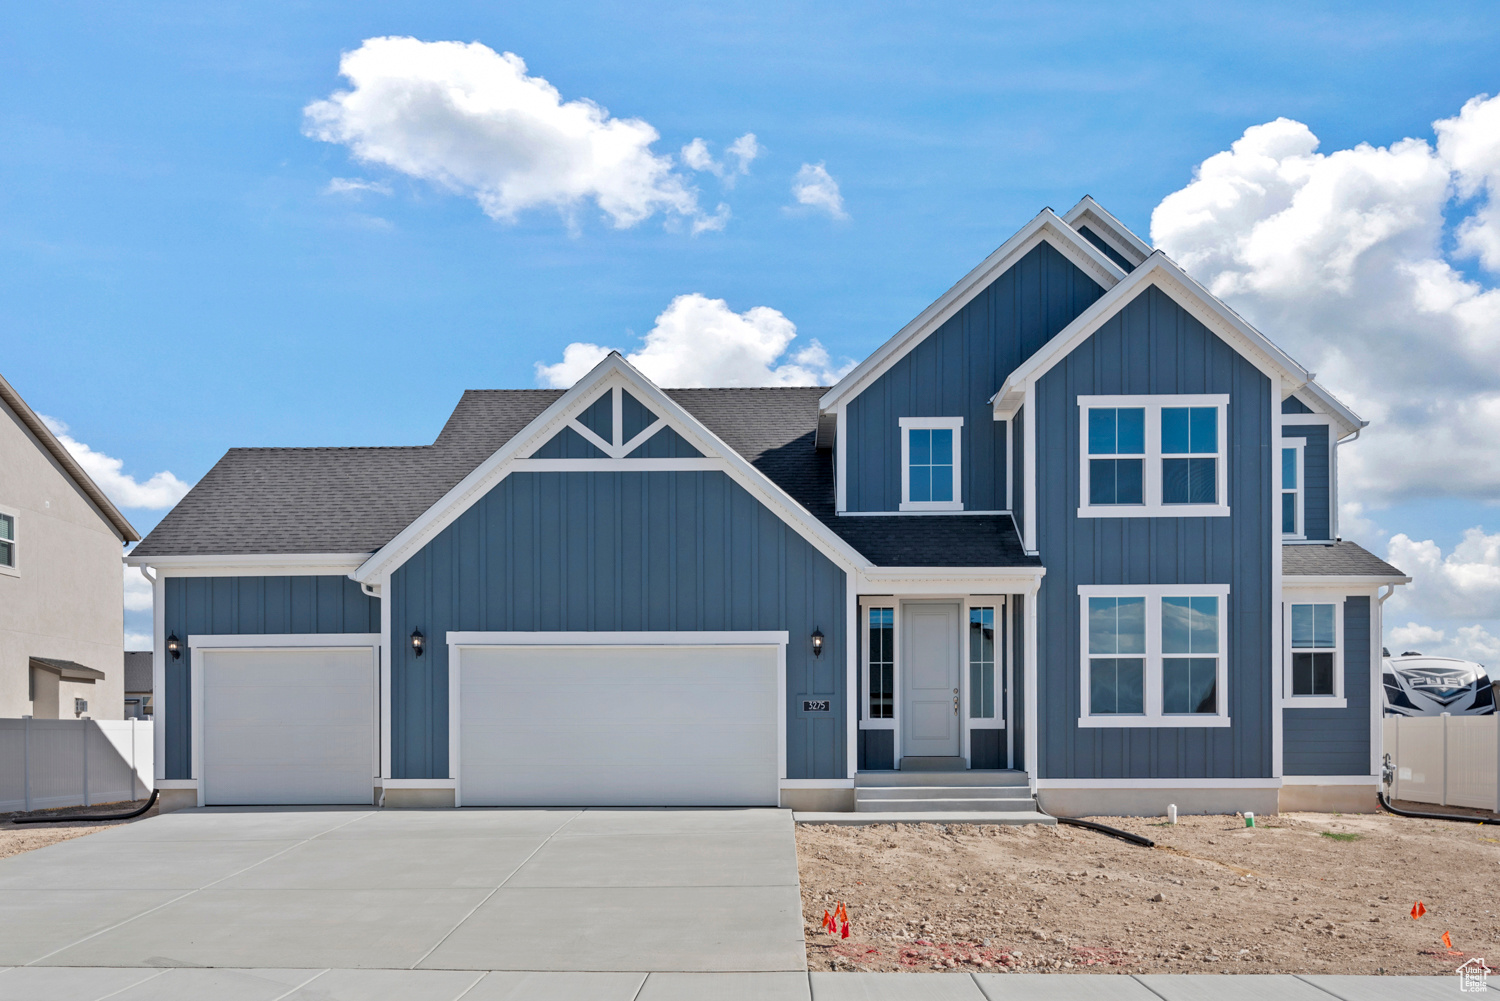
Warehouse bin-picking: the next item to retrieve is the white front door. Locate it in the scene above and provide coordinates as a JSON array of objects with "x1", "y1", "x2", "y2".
[{"x1": 901, "y1": 603, "x2": 960, "y2": 757}]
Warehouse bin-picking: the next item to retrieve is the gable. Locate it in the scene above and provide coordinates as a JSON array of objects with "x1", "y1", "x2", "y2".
[{"x1": 1282, "y1": 396, "x2": 1315, "y2": 414}]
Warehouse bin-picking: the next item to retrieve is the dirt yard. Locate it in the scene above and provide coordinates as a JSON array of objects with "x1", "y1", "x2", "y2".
[
  {"x1": 798, "y1": 811, "x2": 1500, "y2": 974},
  {"x1": 0, "y1": 800, "x2": 158, "y2": 860}
]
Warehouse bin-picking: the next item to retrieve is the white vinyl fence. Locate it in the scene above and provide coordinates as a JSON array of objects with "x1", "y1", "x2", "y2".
[
  {"x1": 0, "y1": 718, "x2": 154, "y2": 813},
  {"x1": 1384, "y1": 714, "x2": 1500, "y2": 812}
]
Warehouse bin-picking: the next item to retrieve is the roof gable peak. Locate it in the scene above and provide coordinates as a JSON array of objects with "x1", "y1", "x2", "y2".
[{"x1": 1061, "y1": 196, "x2": 1153, "y2": 269}]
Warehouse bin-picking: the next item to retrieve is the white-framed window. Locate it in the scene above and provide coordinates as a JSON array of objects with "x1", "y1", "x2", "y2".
[
  {"x1": 1078, "y1": 584, "x2": 1232, "y2": 727},
  {"x1": 969, "y1": 606, "x2": 996, "y2": 719},
  {"x1": 899, "y1": 416, "x2": 963, "y2": 511},
  {"x1": 1283, "y1": 597, "x2": 1345, "y2": 707},
  {"x1": 1078, "y1": 395, "x2": 1230, "y2": 518},
  {"x1": 0, "y1": 509, "x2": 15, "y2": 576},
  {"x1": 864, "y1": 605, "x2": 896, "y2": 723},
  {"x1": 1281, "y1": 440, "x2": 1305, "y2": 539}
]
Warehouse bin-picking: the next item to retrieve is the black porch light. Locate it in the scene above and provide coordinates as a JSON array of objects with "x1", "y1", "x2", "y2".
[
  {"x1": 166, "y1": 633, "x2": 182, "y2": 660},
  {"x1": 811, "y1": 628, "x2": 825, "y2": 658},
  {"x1": 410, "y1": 628, "x2": 425, "y2": 657}
]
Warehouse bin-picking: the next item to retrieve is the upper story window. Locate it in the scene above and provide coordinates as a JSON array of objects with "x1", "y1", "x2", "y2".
[
  {"x1": 1284, "y1": 598, "x2": 1344, "y2": 707},
  {"x1": 1281, "y1": 440, "x2": 1305, "y2": 539},
  {"x1": 0, "y1": 511, "x2": 15, "y2": 575},
  {"x1": 1078, "y1": 584, "x2": 1231, "y2": 727},
  {"x1": 899, "y1": 417, "x2": 963, "y2": 511},
  {"x1": 1078, "y1": 395, "x2": 1229, "y2": 519}
]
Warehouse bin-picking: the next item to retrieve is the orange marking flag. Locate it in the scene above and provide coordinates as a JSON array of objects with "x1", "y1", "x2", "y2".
[
  {"x1": 1411, "y1": 900, "x2": 1426, "y2": 919},
  {"x1": 1442, "y1": 931, "x2": 1454, "y2": 950}
]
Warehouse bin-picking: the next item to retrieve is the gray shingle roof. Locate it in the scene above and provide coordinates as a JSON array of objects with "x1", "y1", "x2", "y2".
[
  {"x1": 124, "y1": 651, "x2": 153, "y2": 692},
  {"x1": 133, "y1": 386, "x2": 1036, "y2": 568},
  {"x1": 1283, "y1": 541, "x2": 1406, "y2": 578}
]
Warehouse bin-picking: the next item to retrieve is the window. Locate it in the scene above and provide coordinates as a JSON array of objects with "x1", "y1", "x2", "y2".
[
  {"x1": 899, "y1": 417, "x2": 963, "y2": 511},
  {"x1": 1284, "y1": 599, "x2": 1344, "y2": 705},
  {"x1": 1280, "y1": 441, "x2": 1305, "y2": 538},
  {"x1": 1078, "y1": 396, "x2": 1229, "y2": 518},
  {"x1": 969, "y1": 607, "x2": 996, "y2": 719},
  {"x1": 1078, "y1": 585, "x2": 1231, "y2": 727},
  {"x1": 867, "y1": 607, "x2": 894, "y2": 720},
  {"x1": 0, "y1": 511, "x2": 14, "y2": 574}
]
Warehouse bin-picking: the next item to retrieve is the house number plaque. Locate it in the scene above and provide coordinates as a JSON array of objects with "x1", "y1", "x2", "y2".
[{"x1": 802, "y1": 700, "x2": 831, "y2": 712}]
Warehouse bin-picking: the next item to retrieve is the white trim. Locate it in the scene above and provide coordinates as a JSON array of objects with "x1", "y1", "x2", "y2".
[
  {"x1": 1283, "y1": 595, "x2": 1347, "y2": 709},
  {"x1": 1022, "y1": 383, "x2": 1036, "y2": 554},
  {"x1": 781, "y1": 778, "x2": 854, "y2": 790},
  {"x1": 509, "y1": 458, "x2": 720, "y2": 473},
  {"x1": 858, "y1": 600, "x2": 898, "y2": 733},
  {"x1": 819, "y1": 210, "x2": 1125, "y2": 413},
  {"x1": 1076, "y1": 395, "x2": 1231, "y2": 519},
  {"x1": 187, "y1": 633, "x2": 381, "y2": 650},
  {"x1": 0, "y1": 505, "x2": 17, "y2": 577},
  {"x1": 835, "y1": 402, "x2": 848, "y2": 514},
  {"x1": 1283, "y1": 574, "x2": 1411, "y2": 588},
  {"x1": 150, "y1": 566, "x2": 166, "y2": 781},
  {"x1": 153, "y1": 779, "x2": 199, "y2": 790},
  {"x1": 379, "y1": 570, "x2": 392, "y2": 782},
  {"x1": 1280, "y1": 774, "x2": 1377, "y2": 786},
  {"x1": 991, "y1": 254, "x2": 1335, "y2": 424},
  {"x1": 445, "y1": 630, "x2": 790, "y2": 809},
  {"x1": 965, "y1": 599, "x2": 1002, "y2": 726},
  {"x1": 845, "y1": 568, "x2": 858, "y2": 778},
  {"x1": 189, "y1": 633, "x2": 380, "y2": 805},
  {"x1": 898, "y1": 416, "x2": 964, "y2": 512},
  {"x1": 1279, "y1": 438, "x2": 1306, "y2": 540},
  {"x1": 1061, "y1": 196, "x2": 1153, "y2": 267},
  {"x1": 125, "y1": 553, "x2": 368, "y2": 576},
  {"x1": 1003, "y1": 418, "x2": 1013, "y2": 514},
  {"x1": 381, "y1": 778, "x2": 456, "y2": 790},
  {"x1": 1077, "y1": 584, "x2": 1232, "y2": 728},
  {"x1": 1373, "y1": 584, "x2": 1397, "y2": 777},
  {"x1": 355, "y1": 353, "x2": 868, "y2": 584},
  {"x1": 1036, "y1": 777, "x2": 1281, "y2": 789},
  {"x1": 1271, "y1": 378, "x2": 1284, "y2": 777},
  {"x1": 856, "y1": 567, "x2": 1045, "y2": 598},
  {"x1": 1024, "y1": 587, "x2": 1039, "y2": 785},
  {"x1": 838, "y1": 509, "x2": 1010, "y2": 518}
]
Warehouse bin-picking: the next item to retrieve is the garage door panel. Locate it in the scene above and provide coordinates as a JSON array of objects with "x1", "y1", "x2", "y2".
[
  {"x1": 459, "y1": 644, "x2": 779, "y2": 807},
  {"x1": 201, "y1": 648, "x2": 375, "y2": 806}
]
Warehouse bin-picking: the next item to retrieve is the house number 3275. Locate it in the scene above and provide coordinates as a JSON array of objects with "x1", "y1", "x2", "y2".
[{"x1": 802, "y1": 700, "x2": 831, "y2": 712}]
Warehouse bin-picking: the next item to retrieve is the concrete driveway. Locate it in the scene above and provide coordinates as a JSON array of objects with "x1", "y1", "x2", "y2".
[{"x1": 0, "y1": 806, "x2": 805, "y2": 978}]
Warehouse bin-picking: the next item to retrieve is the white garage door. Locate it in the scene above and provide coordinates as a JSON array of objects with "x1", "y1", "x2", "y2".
[
  {"x1": 198, "y1": 646, "x2": 377, "y2": 806},
  {"x1": 456, "y1": 644, "x2": 780, "y2": 807}
]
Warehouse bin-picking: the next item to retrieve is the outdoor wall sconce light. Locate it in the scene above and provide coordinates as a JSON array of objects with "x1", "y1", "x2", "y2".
[
  {"x1": 411, "y1": 628, "x2": 425, "y2": 657},
  {"x1": 811, "y1": 628, "x2": 824, "y2": 658},
  {"x1": 166, "y1": 633, "x2": 181, "y2": 660}
]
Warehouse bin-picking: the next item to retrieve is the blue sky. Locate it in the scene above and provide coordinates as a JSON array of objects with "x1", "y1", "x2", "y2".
[{"x1": 3, "y1": 3, "x2": 1499, "y2": 653}]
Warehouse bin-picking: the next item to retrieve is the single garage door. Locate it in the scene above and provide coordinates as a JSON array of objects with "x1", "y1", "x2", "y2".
[
  {"x1": 198, "y1": 646, "x2": 377, "y2": 806},
  {"x1": 456, "y1": 643, "x2": 780, "y2": 807}
]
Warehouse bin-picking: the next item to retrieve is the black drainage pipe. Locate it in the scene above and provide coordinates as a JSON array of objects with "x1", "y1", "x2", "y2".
[
  {"x1": 11, "y1": 789, "x2": 159, "y2": 825},
  {"x1": 1378, "y1": 790, "x2": 1494, "y2": 826},
  {"x1": 1053, "y1": 815, "x2": 1155, "y2": 847}
]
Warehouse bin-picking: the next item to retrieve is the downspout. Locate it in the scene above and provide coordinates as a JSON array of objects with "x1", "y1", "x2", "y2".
[
  {"x1": 1331, "y1": 426, "x2": 1360, "y2": 539},
  {"x1": 1373, "y1": 583, "x2": 1396, "y2": 782}
]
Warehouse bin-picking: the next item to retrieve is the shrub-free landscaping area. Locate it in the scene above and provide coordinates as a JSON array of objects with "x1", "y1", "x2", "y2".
[{"x1": 798, "y1": 811, "x2": 1500, "y2": 974}]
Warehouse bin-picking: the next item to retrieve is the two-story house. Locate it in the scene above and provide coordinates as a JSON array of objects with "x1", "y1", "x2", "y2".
[
  {"x1": 1, "y1": 372, "x2": 139, "y2": 720},
  {"x1": 126, "y1": 198, "x2": 1406, "y2": 816}
]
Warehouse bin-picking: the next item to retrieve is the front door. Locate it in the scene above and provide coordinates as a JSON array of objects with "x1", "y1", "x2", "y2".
[{"x1": 901, "y1": 602, "x2": 960, "y2": 757}]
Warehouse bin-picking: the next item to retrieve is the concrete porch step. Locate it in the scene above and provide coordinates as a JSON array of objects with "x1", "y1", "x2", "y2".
[
  {"x1": 854, "y1": 769, "x2": 1029, "y2": 787},
  {"x1": 855, "y1": 797, "x2": 1038, "y2": 812},
  {"x1": 856, "y1": 784, "x2": 1030, "y2": 800},
  {"x1": 796, "y1": 810, "x2": 1055, "y2": 826}
]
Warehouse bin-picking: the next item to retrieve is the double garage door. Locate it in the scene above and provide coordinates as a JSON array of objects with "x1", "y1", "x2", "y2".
[{"x1": 195, "y1": 638, "x2": 780, "y2": 807}]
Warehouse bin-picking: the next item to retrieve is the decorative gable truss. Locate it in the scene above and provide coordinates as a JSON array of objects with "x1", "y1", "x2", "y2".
[{"x1": 353, "y1": 352, "x2": 869, "y2": 585}]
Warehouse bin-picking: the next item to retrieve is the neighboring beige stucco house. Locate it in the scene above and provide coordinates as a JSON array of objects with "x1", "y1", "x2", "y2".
[{"x1": 0, "y1": 372, "x2": 138, "y2": 719}]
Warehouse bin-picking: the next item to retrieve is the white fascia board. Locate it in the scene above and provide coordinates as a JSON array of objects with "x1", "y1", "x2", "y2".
[
  {"x1": 818, "y1": 210, "x2": 1126, "y2": 413},
  {"x1": 992, "y1": 253, "x2": 1313, "y2": 421},
  {"x1": 1293, "y1": 381, "x2": 1366, "y2": 439},
  {"x1": 1282, "y1": 574, "x2": 1411, "y2": 588},
  {"x1": 1060, "y1": 196, "x2": 1153, "y2": 267},
  {"x1": 354, "y1": 352, "x2": 871, "y2": 583},
  {"x1": 124, "y1": 552, "x2": 369, "y2": 576},
  {"x1": 857, "y1": 566, "x2": 1045, "y2": 596}
]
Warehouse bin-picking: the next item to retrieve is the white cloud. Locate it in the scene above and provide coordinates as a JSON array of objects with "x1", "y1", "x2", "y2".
[
  {"x1": 123, "y1": 565, "x2": 153, "y2": 612},
  {"x1": 41, "y1": 417, "x2": 191, "y2": 510},
  {"x1": 304, "y1": 37, "x2": 720, "y2": 231},
  {"x1": 1150, "y1": 96, "x2": 1500, "y2": 508},
  {"x1": 535, "y1": 293, "x2": 854, "y2": 389},
  {"x1": 1385, "y1": 529, "x2": 1500, "y2": 622},
  {"x1": 792, "y1": 162, "x2": 848, "y2": 219},
  {"x1": 123, "y1": 632, "x2": 153, "y2": 652},
  {"x1": 682, "y1": 133, "x2": 761, "y2": 188},
  {"x1": 1388, "y1": 621, "x2": 1500, "y2": 664},
  {"x1": 325, "y1": 177, "x2": 392, "y2": 196}
]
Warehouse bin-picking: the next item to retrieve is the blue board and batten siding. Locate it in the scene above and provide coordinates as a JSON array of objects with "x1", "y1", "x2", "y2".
[
  {"x1": 1283, "y1": 425, "x2": 1330, "y2": 541},
  {"x1": 161, "y1": 575, "x2": 381, "y2": 780},
  {"x1": 1033, "y1": 285, "x2": 1274, "y2": 780},
  {"x1": 1284, "y1": 596, "x2": 1371, "y2": 775},
  {"x1": 389, "y1": 469, "x2": 847, "y2": 781},
  {"x1": 844, "y1": 243, "x2": 1103, "y2": 513}
]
